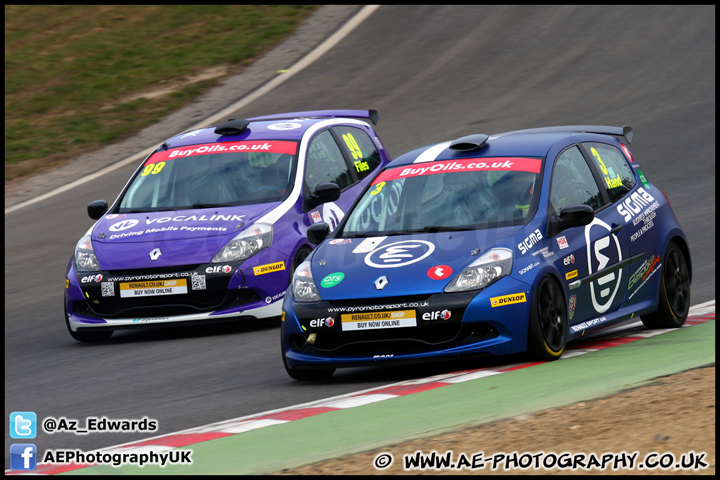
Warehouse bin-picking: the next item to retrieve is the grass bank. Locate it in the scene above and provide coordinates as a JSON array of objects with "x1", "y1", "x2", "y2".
[{"x1": 5, "y1": 5, "x2": 318, "y2": 182}]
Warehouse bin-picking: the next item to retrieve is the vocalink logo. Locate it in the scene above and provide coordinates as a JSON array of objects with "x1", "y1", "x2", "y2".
[
  {"x1": 10, "y1": 444, "x2": 37, "y2": 471},
  {"x1": 10, "y1": 411, "x2": 37, "y2": 439}
]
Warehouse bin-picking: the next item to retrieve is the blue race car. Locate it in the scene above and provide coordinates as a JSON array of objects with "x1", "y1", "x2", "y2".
[
  {"x1": 65, "y1": 110, "x2": 391, "y2": 341},
  {"x1": 281, "y1": 125, "x2": 692, "y2": 380}
]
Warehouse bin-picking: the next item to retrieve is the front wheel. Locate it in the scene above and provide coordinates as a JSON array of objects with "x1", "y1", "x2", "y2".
[
  {"x1": 527, "y1": 276, "x2": 567, "y2": 361},
  {"x1": 641, "y1": 241, "x2": 690, "y2": 329}
]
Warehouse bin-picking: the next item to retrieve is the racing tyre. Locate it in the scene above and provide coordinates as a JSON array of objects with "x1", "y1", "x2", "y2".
[
  {"x1": 282, "y1": 346, "x2": 335, "y2": 381},
  {"x1": 641, "y1": 241, "x2": 690, "y2": 329},
  {"x1": 527, "y1": 275, "x2": 567, "y2": 361},
  {"x1": 64, "y1": 299, "x2": 113, "y2": 342}
]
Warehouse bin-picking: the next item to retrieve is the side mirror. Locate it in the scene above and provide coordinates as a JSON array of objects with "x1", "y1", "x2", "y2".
[
  {"x1": 556, "y1": 204, "x2": 594, "y2": 228},
  {"x1": 306, "y1": 182, "x2": 340, "y2": 209},
  {"x1": 307, "y1": 222, "x2": 331, "y2": 245},
  {"x1": 87, "y1": 200, "x2": 109, "y2": 220}
]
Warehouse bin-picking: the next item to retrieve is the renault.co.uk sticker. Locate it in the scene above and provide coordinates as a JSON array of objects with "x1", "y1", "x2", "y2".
[
  {"x1": 119, "y1": 279, "x2": 187, "y2": 298},
  {"x1": 320, "y1": 272, "x2": 344, "y2": 288},
  {"x1": 365, "y1": 240, "x2": 435, "y2": 268},
  {"x1": 340, "y1": 309, "x2": 416, "y2": 331}
]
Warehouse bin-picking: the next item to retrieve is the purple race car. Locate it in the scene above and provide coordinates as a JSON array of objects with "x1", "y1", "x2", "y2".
[{"x1": 64, "y1": 110, "x2": 391, "y2": 341}]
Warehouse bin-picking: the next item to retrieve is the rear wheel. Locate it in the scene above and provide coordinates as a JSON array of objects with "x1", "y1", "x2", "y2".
[
  {"x1": 641, "y1": 241, "x2": 690, "y2": 328},
  {"x1": 527, "y1": 276, "x2": 567, "y2": 361},
  {"x1": 64, "y1": 299, "x2": 113, "y2": 342}
]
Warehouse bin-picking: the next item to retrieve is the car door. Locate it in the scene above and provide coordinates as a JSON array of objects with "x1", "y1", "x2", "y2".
[
  {"x1": 548, "y1": 145, "x2": 631, "y2": 332},
  {"x1": 580, "y1": 141, "x2": 648, "y2": 304}
]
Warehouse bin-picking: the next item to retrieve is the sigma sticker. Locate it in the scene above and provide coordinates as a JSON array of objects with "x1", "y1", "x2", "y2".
[
  {"x1": 365, "y1": 240, "x2": 435, "y2": 268},
  {"x1": 568, "y1": 294, "x2": 577, "y2": 320},
  {"x1": 427, "y1": 265, "x2": 452, "y2": 280},
  {"x1": 490, "y1": 292, "x2": 527, "y2": 307},
  {"x1": 253, "y1": 261, "x2": 285, "y2": 276},
  {"x1": 584, "y1": 217, "x2": 623, "y2": 313},
  {"x1": 320, "y1": 272, "x2": 344, "y2": 288},
  {"x1": 518, "y1": 229, "x2": 543, "y2": 255},
  {"x1": 556, "y1": 236, "x2": 569, "y2": 250},
  {"x1": 616, "y1": 187, "x2": 655, "y2": 223}
]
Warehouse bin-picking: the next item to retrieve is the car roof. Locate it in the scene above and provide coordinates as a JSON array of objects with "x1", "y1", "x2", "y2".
[
  {"x1": 391, "y1": 125, "x2": 632, "y2": 167},
  {"x1": 161, "y1": 109, "x2": 378, "y2": 149}
]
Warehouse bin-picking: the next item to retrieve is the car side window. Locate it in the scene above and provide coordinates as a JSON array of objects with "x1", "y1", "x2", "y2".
[
  {"x1": 304, "y1": 130, "x2": 353, "y2": 194},
  {"x1": 333, "y1": 126, "x2": 382, "y2": 180},
  {"x1": 550, "y1": 146, "x2": 604, "y2": 215},
  {"x1": 583, "y1": 142, "x2": 636, "y2": 203}
]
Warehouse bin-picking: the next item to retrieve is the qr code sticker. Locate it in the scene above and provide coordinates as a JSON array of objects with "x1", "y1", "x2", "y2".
[
  {"x1": 101, "y1": 282, "x2": 115, "y2": 297},
  {"x1": 191, "y1": 274, "x2": 206, "y2": 290}
]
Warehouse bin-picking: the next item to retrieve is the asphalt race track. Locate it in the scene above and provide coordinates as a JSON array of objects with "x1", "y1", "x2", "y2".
[{"x1": 4, "y1": 5, "x2": 715, "y2": 469}]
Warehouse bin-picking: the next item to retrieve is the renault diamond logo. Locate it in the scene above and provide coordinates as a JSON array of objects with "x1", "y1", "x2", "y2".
[
  {"x1": 374, "y1": 275, "x2": 389, "y2": 290},
  {"x1": 149, "y1": 248, "x2": 162, "y2": 261}
]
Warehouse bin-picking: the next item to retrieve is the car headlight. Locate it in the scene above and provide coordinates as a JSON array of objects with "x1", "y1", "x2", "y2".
[
  {"x1": 444, "y1": 248, "x2": 513, "y2": 293},
  {"x1": 213, "y1": 223, "x2": 272, "y2": 263},
  {"x1": 292, "y1": 260, "x2": 320, "y2": 303},
  {"x1": 74, "y1": 234, "x2": 102, "y2": 272}
]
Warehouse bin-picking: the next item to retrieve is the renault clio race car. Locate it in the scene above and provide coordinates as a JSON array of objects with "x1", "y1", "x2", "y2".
[
  {"x1": 65, "y1": 110, "x2": 391, "y2": 341},
  {"x1": 281, "y1": 125, "x2": 692, "y2": 380}
]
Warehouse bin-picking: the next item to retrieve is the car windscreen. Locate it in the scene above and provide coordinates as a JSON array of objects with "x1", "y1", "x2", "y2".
[
  {"x1": 339, "y1": 157, "x2": 543, "y2": 237},
  {"x1": 118, "y1": 140, "x2": 299, "y2": 212}
]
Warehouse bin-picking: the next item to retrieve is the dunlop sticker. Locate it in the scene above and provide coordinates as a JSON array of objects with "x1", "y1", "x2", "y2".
[
  {"x1": 253, "y1": 261, "x2": 285, "y2": 276},
  {"x1": 565, "y1": 269, "x2": 578, "y2": 280},
  {"x1": 490, "y1": 292, "x2": 527, "y2": 308}
]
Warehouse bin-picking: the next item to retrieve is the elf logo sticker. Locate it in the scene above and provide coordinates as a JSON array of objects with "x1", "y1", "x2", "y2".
[
  {"x1": 490, "y1": 292, "x2": 527, "y2": 307},
  {"x1": 427, "y1": 265, "x2": 452, "y2": 280},
  {"x1": 584, "y1": 217, "x2": 623, "y2": 313},
  {"x1": 365, "y1": 240, "x2": 435, "y2": 268},
  {"x1": 321, "y1": 272, "x2": 344, "y2": 288},
  {"x1": 310, "y1": 317, "x2": 334, "y2": 327}
]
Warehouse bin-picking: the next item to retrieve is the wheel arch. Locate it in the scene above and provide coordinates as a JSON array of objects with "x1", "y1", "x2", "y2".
[{"x1": 666, "y1": 234, "x2": 692, "y2": 285}]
